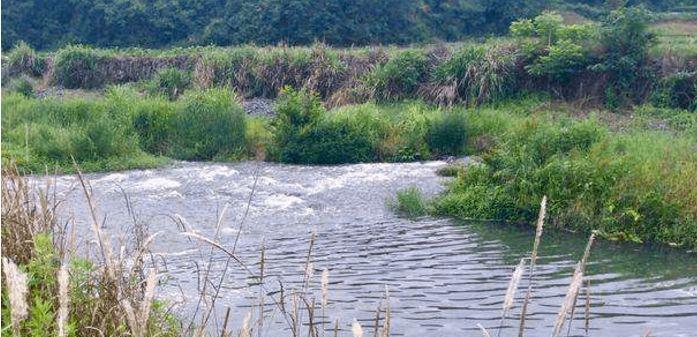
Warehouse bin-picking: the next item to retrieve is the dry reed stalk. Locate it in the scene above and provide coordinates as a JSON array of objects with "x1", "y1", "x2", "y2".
[
  {"x1": 381, "y1": 286, "x2": 391, "y2": 337},
  {"x1": 352, "y1": 319, "x2": 364, "y2": 337},
  {"x1": 57, "y1": 263, "x2": 70, "y2": 337},
  {"x1": 240, "y1": 312, "x2": 252, "y2": 337},
  {"x1": 552, "y1": 262, "x2": 584, "y2": 337},
  {"x1": 221, "y1": 307, "x2": 232, "y2": 337},
  {"x1": 333, "y1": 319, "x2": 340, "y2": 337},
  {"x1": 321, "y1": 268, "x2": 330, "y2": 336},
  {"x1": 2, "y1": 257, "x2": 29, "y2": 337},
  {"x1": 553, "y1": 233, "x2": 595, "y2": 337},
  {"x1": 258, "y1": 243, "x2": 266, "y2": 337},
  {"x1": 584, "y1": 280, "x2": 591, "y2": 337},
  {"x1": 498, "y1": 258, "x2": 526, "y2": 336},
  {"x1": 564, "y1": 233, "x2": 596, "y2": 336},
  {"x1": 503, "y1": 258, "x2": 526, "y2": 315},
  {"x1": 373, "y1": 303, "x2": 381, "y2": 337},
  {"x1": 518, "y1": 196, "x2": 546, "y2": 337},
  {"x1": 477, "y1": 323, "x2": 493, "y2": 337}
]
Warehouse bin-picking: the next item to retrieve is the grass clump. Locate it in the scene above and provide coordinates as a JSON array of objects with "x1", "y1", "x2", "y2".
[
  {"x1": 52, "y1": 45, "x2": 102, "y2": 89},
  {"x1": 170, "y1": 88, "x2": 246, "y2": 160},
  {"x1": 6, "y1": 75, "x2": 36, "y2": 98},
  {"x1": 365, "y1": 50, "x2": 428, "y2": 101},
  {"x1": 427, "y1": 110, "x2": 467, "y2": 156},
  {"x1": 0, "y1": 91, "x2": 162, "y2": 173},
  {"x1": 270, "y1": 88, "x2": 374, "y2": 164},
  {"x1": 387, "y1": 186, "x2": 429, "y2": 219},
  {"x1": 149, "y1": 67, "x2": 191, "y2": 100},
  {"x1": 5, "y1": 41, "x2": 45, "y2": 77}
]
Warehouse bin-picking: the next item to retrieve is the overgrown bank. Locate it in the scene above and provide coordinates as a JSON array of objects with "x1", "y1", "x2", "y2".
[{"x1": 4, "y1": 9, "x2": 696, "y2": 111}]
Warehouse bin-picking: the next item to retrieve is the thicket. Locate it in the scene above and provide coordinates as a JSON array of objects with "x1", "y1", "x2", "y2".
[
  {"x1": 269, "y1": 88, "x2": 469, "y2": 164},
  {"x1": 427, "y1": 102, "x2": 697, "y2": 249},
  {"x1": 5, "y1": 7, "x2": 693, "y2": 111},
  {"x1": 1, "y1": 87, "x2": 247, "y2": 172}
]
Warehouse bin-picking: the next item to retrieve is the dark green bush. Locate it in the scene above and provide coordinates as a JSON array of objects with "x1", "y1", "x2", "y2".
[
  {"x1": 53, "y1": 45, "x2": 102, "y2": 89},
  {"x1": 271, "y1": 88, "x2": 374, "y2": 164},
  {"x1": 592, "y1": 7, "x2": 656, "y2": 105},
  {"x1": 6, "y1": 41, "x2": 45, "y2": 77},
  {"x1": 427, "y1": 110, "x2": 467, "y2": 156},
  {"x1": 131, "y1": 99, "x2": 176, "y2": 155},
  {"x1": 152, "y1": 67, "x2": 191, "y2": 100},
  {"x1": 365, "y1": 50, "x2": 428, "y2": 100},
  {"x1": 170, "y1": 88, "x2": 246, "y2": 160},
  {"x1": 7, "y1": 75, "x2": 35, "y2": 98},
  {"x1": 652, "y1": 72, "x2": 697, "y2": 111},
  {"x1": 434, "y1": 113, "x2": 697, "y2": 249}
]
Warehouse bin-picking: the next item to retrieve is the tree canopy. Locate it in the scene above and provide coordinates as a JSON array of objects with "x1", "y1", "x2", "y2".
[{"x1": 1, "y1": 0, "x2": 691, "y2": 50}]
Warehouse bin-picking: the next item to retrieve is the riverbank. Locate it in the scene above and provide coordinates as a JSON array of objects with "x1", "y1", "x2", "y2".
[{"x1": 3, "y1": 87, "x2": 696, "y2": 249}]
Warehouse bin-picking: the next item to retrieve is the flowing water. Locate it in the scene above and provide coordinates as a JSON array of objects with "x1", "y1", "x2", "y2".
[{"x1": 48, "y1": 161, "x2": 697, "y2": 337}]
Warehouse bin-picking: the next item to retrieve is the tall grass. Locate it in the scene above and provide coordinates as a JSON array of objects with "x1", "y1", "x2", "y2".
[{"x1": 433, "y1": 104, "x2": 697, "y2": 249}]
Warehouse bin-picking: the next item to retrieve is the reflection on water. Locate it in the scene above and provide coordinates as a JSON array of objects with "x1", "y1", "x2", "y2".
[{"x1": 47, "y1": 161, "x2": 697, "y2": 337}]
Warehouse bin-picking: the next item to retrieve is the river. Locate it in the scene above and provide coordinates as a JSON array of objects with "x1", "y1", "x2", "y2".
[{"x1": 47, "y1": 161, "x2": 697, "y2": 337}]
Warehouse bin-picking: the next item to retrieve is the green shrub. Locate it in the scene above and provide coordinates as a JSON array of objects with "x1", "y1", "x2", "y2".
[
  {"x1": 427, "y1": 110, "x2": 467, "y2": 156},
  {"x1": 388, "y1": 186, "x2": 429, "y2": 219},
  {"x1": 365, "y1": 50, "x2": 428, "y2": 101},
  {"x1": 7, "y1": 75, "x2": 35, "y2": 97},
  {"x1": 152, "y1": 67, "x2": 191, "y2": 100},
  {"x1": 651, "y1": 72, "x2": 697, "y2": 111},
  {"x1": 432, "y1": 45, "x2": 516, "y2": 105},
  {"x1": 53, "y1": 45, "x2": 102, "y2": 89},
  {"x1": 1, "y1": 91, "x2": 154, "y2": 172},
  {"x1": 131, "y1": 99, "x2": 177, "y2": 155},
  {"x1": 593, "y1": 7, "x2": 656, "y2": 105},
  {"x1": 5, "y1": 41, "x2": 45, "y2": 77},
  {"x1": 170, "y1": 88, "x2": 246, "y2": 160},
  {"x1": 271, "y1": 88, "x2": 374, "y2": 164}
]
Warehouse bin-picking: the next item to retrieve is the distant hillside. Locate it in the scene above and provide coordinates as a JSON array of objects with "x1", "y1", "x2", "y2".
[{"x1": 1, "y1": 0, "x2": 694, "y2": 50}]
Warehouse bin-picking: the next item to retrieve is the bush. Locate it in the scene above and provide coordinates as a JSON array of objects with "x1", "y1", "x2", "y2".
[
  {"x1": 271, "y1": 88, "x2": 374, "y2": 164},
  {"x1": 7, "y1": 75, "x2": 35, "y2": 98},
  {"x1": 427, "y1": 110, "x2": 467, "y2": 156},
  {"x1": 651, "y1": 72, "x2": 697, "y2": 111},
  {"x1": 365, "y1": 50, "x2": 428, "y2": 101},
  {"x1": 432, "y1": 45, "x2": 517, "y2": 105},
  {"x1": 5, "y1": 41, "x2": 45, "y2": 77},
  {"x1": 592, "y1": 7, "x2": 656, "y2": 105},
  {"x1": 131, "y1": 99, "x2": 177, "y2": 155},
  {"x1": 152, "y1": 67, "x2": 191, "y2": 100},
  {"x1": 53, "y1": 45, "x2": 102, "y2": 89},
  {"x1": 170, "y1": 88, "x2": 246, "y2": 160},
  {"x1": 388, "y1": 186, "x2": 429, "y2": 219}
]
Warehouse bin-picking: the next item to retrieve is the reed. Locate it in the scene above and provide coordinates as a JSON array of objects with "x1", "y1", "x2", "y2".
[
  {"x1": 517, "y1": 196, "x2": 546, "y2": 337},
  {"x1": 1, "y1": 257, "x2": 29, "y2": 337},
  {"x1": 352, "y1": 319, "x2": 364, "y2": 337}
]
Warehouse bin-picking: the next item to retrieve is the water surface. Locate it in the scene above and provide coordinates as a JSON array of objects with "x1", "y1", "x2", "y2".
[{"x1": 49, "y1": 161, "x2": 697, "y2": 337}]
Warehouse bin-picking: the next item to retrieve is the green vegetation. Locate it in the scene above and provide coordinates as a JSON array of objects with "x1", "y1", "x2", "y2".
[
  {"x1": 425, "y1": 101, "x2": 697, "y2": 249},
  {"x1": 5, "y1": 7, "x2": 694, "y2": 111},
  {"x1": 1, "y1": 87, "x2": 248, "y2": 172},
  {"x1": 269, "y1": 89, "x2": 468, "y2": 164},
  {"x1": 387, "y1": 187, "x2": 429, "y2": 219}
]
